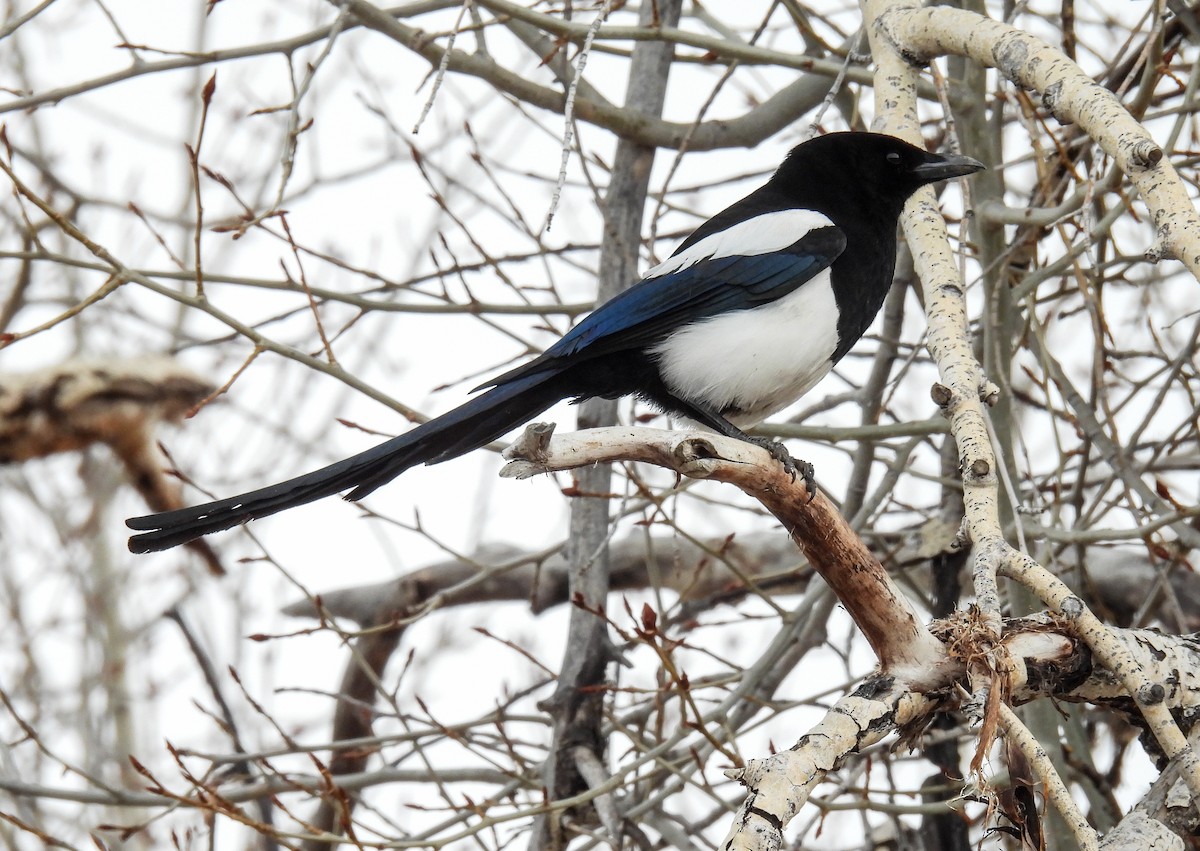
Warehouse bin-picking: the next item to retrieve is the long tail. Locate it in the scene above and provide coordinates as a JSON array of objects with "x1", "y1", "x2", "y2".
[{"x1": 126, "y1": 372, "x2": 565, "y2": 553}]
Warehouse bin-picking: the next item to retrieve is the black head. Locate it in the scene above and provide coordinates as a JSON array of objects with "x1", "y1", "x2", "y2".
[
  {"x1": 769, "y1": 132, "x2": 984, "y2": 223},
  {"x1": 669, "y1": 131, "x2": 983, "y2": 263}
]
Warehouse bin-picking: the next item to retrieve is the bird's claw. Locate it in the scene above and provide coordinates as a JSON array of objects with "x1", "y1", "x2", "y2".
[
  {"x1": 748, "y1": 437, "x2": 817, "y2": 500},
  {"x1": 799, "y1": 459, "x2": 817, "y2": 502}
]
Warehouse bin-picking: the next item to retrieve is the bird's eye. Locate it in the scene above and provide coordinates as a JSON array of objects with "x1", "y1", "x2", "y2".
[{"x1": 886, "y1": 152, "x2": 902, "y2": 167}]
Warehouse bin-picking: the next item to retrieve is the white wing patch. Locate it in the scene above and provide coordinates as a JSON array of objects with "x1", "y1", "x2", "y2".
[
  {"x1": 645, "y1": 209, "x2": 835, "y2": 278},
  {"x1": 649, "y1": 269, "x2": 840, "y2": 427}
]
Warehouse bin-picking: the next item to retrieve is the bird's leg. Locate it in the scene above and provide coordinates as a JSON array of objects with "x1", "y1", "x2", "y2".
[
  {"x1": 741, "y1": 435, "x2": 818, "y2": 501},
  {"x1": 742, "y1": 436, "x2": 817, "y2": 493},
  {"x1": 663, "y1": 396, "x2": 817, "y2": 498}
]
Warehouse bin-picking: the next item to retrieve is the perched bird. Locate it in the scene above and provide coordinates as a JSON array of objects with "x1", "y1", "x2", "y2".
[{"x1": 128, "y1": 132, "x2": 982, "y2": 553}]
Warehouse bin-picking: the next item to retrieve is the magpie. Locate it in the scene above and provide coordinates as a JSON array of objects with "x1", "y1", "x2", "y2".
[{"x1": 127, "y1": 132, "x2": 982, "y2": 553}]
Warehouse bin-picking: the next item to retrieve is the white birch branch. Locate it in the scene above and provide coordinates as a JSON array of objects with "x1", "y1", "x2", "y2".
[
  {"x1": 500, "y1": 421, "x2": 1200, "y2": 848},
  {"x1": 873, "y1": 3, "x2": 1200, "y2": 278},
  {"x1": 862, "y1": 0, "x2": 1200, "y2": 805},
  {"x1": 1099, "y1": 813, "x2": 1184, "y2": 851},
  {"x1": 720, "y1": 679, "x2": 935, "y2": 851},
  {"x1": 995, "y1": 702, "x2": 1100, "y2": 850}
]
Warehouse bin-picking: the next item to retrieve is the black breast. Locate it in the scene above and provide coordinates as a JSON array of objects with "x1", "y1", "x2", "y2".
[{"x1": 827, "y1": 219, "x2": 899, "y2": 364}]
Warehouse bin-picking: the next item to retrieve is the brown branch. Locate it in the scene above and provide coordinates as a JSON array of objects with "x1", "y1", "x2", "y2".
[
  {"x1": 0, "y1": 356, "x2": 224, "y2": 574},
  {"x1": 300, "y1": 620, "x2": 405, "y2": 851},
  {"x1": 290, "y1": 531, "x2": 800, "y2": 848},
  {"x1": 502, "y1": 424, "x2": 952, "y2": 686},
  {"x1": 333, "y1": 0, "x2": 911, "y2": 152},
  {"x1": 281, "y1": 534, "x2": 808, "y2": 626}
]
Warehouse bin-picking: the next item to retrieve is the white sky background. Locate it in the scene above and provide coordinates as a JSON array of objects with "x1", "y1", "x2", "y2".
[{"x1": 0, "y1": 0, "x2": 1189, "y2": 846}]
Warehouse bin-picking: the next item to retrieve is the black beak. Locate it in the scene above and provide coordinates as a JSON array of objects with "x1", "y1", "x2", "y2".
[{"x1": 911, "y1": 153, "x2": 985, "y2": 183}]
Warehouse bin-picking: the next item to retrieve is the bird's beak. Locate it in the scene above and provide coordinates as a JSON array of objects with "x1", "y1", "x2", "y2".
[{"x1": 911, "y1": 153, "x2": 986, "y2": 183}]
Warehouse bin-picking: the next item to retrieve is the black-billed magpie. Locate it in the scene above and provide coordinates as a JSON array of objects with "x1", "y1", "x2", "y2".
[{"x1": 128, "y1": 132, "x2": 982, "y2": 553}]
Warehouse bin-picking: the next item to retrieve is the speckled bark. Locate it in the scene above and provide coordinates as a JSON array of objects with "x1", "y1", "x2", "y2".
[
  {"x1": 874, "y1": 4, "x2": 1200, "y2": 282},
  {"x1": 863, "y1": 0, "x2": 1200, "y2": 821}
]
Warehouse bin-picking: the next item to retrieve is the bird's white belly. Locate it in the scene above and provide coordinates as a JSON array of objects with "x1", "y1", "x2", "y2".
[{"x1": 649, "y1": 270, "x2": 839, "y2": 427}]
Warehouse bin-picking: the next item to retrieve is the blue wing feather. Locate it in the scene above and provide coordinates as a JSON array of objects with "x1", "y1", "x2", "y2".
[
  {"x1": 479, "y1": 225, "x2": 846, "y2": 388},
  {"x1": 554, "y1": 254, "x2": 816, "y2": 355}
]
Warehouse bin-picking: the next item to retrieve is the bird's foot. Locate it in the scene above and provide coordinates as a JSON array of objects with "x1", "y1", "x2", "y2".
[{"x1": 746, "y1": 437, "x2": 817, "y2": 500}]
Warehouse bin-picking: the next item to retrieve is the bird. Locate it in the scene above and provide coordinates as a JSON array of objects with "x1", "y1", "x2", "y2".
[{"x1": 127, "y1": 132, "x2": 983, "y2": 554}]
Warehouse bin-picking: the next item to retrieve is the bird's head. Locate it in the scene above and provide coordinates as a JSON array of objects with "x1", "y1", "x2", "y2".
[{"x1": 772, "y1": 132, "x2": 984, "y2": 219}]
